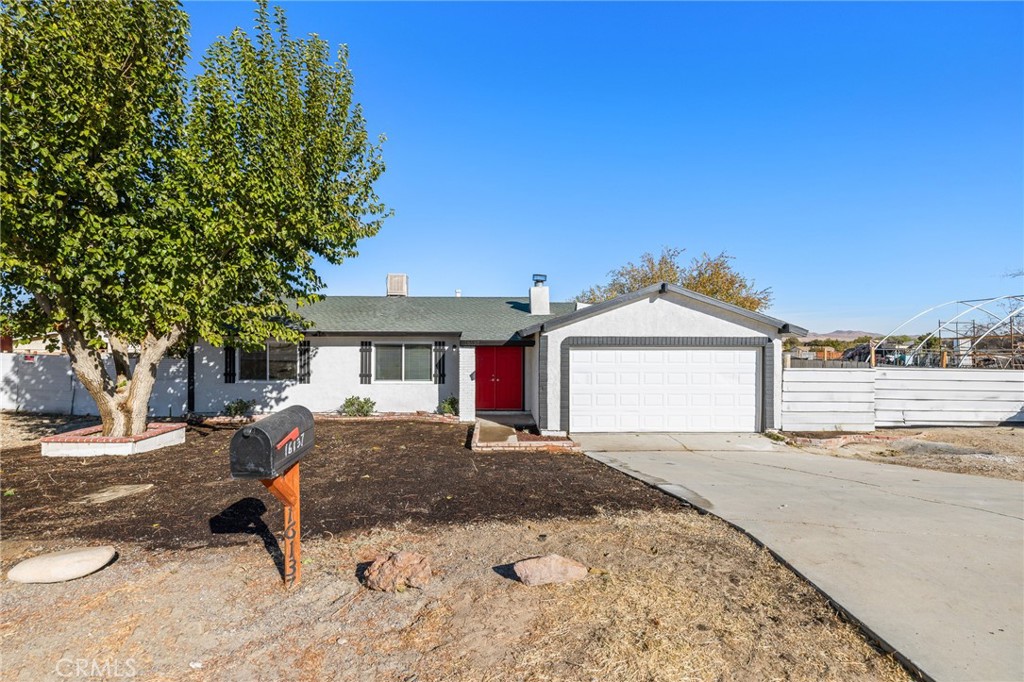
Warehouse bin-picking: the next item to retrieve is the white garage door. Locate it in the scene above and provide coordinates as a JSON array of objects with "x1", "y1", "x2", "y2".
[{"x1": 569, "y1": 348, "x2": 758, "y2": 433}]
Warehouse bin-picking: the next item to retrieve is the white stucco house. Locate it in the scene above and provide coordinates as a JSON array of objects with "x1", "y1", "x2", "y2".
[{"x1": 183, "y1": 275, "x2": 806, "y2": 434}]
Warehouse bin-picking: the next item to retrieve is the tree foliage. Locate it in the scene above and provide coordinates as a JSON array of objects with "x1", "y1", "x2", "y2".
[
  {"x1": 1, "y1": 0, "x2": 389, "y2": 435},
  {"x1": 576, "y1": 246, "x2": 773, "y2": 312},
  {"x1": 178, "y1": 3, "x2": 389, "y2": 350},
  {"x1": 681, "y1": 251, "x2": 774, "y2": 311},
  {"x1": 575, "y1": 247, "x2": 686, "y2": 304}
]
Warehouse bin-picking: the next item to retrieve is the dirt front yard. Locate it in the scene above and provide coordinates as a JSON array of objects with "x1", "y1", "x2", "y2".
[
  {"x1": 1, "y1": 416, "x2": 910, "y2": 681},
  {"x1": 796, "y1": 426, "x2": 1024, "y2": 481}
]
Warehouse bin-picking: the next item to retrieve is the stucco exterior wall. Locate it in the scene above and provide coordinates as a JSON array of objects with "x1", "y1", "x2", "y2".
[
  {"x1": 524, "y1": 339, "x2": 540, "y2": 423},
  {"x1": 193, "y1": 336, "x2": 459, "y2": 415},
  {"x1": 457, "y1": 346, "x2": 476, "y2": 422},
  {"x1": 771, "y1": 338, "x2": 783, "y2": 429},
  {"x1": 540, "y1": 293, "x2": 780, "y2": 433}
]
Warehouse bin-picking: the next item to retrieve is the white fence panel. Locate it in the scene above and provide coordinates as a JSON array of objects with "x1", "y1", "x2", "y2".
[
  {"x1": 0, "y1": 353, "x2": 188, "y2": 417},
  {"x1": 874, "y1": 367, "x2": 1024, "y2": 427},
  {"x1": 782, "y1": 368, "x2": 875, "y2": 432}
]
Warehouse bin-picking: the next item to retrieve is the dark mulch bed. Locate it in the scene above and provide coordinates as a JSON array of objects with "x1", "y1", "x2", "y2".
[{"x1": 1, "y1": 419, "x2": 684, "y2": 549}]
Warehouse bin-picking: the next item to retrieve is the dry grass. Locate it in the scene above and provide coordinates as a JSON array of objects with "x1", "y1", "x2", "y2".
[
  {"x1": 2, "y1": 510, "x2": 913, "y2": 681},
  {"x1": 503, "y1": 512, "x2": 911, "y2": 682}
]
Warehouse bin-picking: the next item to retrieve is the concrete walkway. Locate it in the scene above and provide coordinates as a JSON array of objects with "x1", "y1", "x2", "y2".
[{"x1": 579, "y1": 433, "x2": 1024, "y2": 682}]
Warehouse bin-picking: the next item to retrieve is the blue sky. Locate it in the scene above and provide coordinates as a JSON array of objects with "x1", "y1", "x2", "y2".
[{"x1": 183, "y1": 1, "x2": 1023, "y2": 334}]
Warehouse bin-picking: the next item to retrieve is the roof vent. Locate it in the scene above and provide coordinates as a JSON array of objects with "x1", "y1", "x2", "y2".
[
  {"x1": 455, "y1": 289, "x2": 462, "y2": 298},
  {"x1": 386, "y1": 273, "x2": 408, "y2": 297}
]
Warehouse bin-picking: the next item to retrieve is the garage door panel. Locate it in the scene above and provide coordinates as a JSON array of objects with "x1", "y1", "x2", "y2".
[
  {"x1": 571, "y1": 372, "x2": 592, "y2": 386},
  {"x1": 570, "y1": 348, "x2": 758, "y2": 433},
  {"x1": 644, "y1": 394, "x2": 664, "y2": 407},
  {"x1": 667, "y1": 394, "x2": 687, "y2": 407}
]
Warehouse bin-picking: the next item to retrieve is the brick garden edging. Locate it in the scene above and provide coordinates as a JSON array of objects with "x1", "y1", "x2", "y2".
[
  {"x1": 316, "y1": 412, "x2": 460, "y2": 424},
  {"x1": 41, "y1": 422, "x2": 186, "y2": 444},
  {"x1": 41, "y1": 422, "x2": 187, "y2": 457},
  {"x1": 470, "y1": 423, "x2": 582, "y2": 453}
]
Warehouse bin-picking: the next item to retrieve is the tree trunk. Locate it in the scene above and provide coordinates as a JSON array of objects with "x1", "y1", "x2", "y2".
[{"x1": 59, "y1": 323, "x2": 183, "y2": 437}]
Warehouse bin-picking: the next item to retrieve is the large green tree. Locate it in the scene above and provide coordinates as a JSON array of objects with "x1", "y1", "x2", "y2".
[
  {"x1": 1, "y1": 0, "x2": 389, "y2": 436},
  {"x1": 576, "y1": 246, "x2": 773, "y2": 311}
]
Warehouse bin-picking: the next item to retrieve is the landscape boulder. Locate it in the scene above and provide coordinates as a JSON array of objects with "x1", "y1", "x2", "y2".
[
  {"x1": 7, "y1": 546, "x2": 117, "y2": 584},
  {"x1": 364, "y1": 551, "x2": 432, "y2": 592},
  {"x1": 512, "y1": 554, "x2": 588, "y2": 586}
]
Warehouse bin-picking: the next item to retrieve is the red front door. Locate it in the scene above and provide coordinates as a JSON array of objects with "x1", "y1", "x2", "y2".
[{"x1": 476, "y1": 346, "x2": 524, "y2": 411}]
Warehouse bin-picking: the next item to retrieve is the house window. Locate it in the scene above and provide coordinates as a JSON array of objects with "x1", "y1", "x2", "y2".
[
  {"x1": 239, "y1": 341, "x2": 297, "y2": 381},
  {"x1": 375, "y1": 344, "x2": 432, "y2": 382}
]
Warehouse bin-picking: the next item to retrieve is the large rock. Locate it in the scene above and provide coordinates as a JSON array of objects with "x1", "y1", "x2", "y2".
[
  {"x1": 7, "y1": 546, "x2": 117, "y2": 584},
  {"x1": 364, "y1": 551, "x2": 431, "y2": 592},
  {"x1": 513, "y1": 554, "x2": 588, "y2": 586}
]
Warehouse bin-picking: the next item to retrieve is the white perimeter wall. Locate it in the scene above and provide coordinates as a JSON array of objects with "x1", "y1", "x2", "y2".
[
  {"x1": 874, "y1": 367, "x2": 1024, "y2": 427},
  {"x1": 1, "y1": 353, "x2": 188, "y2": 417},
  {"x1": 781, "y1": 368, "x2": 876, "y2": 432},
  {"x1": 781, "y1": 367, "x2": 1024, "y2": 431}
]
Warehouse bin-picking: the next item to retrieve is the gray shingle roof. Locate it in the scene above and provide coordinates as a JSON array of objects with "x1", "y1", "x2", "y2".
[{"x1": 297, "y1": 296, "x2": 577, "y2": 342}]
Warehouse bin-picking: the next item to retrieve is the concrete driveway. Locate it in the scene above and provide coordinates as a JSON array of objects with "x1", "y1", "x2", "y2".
[{"x1": 579, "y1": 433, "x2": 1024, "y2": 682}]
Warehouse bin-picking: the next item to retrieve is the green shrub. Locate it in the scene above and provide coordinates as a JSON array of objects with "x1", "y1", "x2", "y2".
[
  {"x1": 437, "y1": 396, "x2": 459, "y2": 416},
  {"x1": 223, "y1": 398, "x2": 257, "y2": 417},
  {"x1": 340, "y1": 396, "x2": 375, "y2": 417}
]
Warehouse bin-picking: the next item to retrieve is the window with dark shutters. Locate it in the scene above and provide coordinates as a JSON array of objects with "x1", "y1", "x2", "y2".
[
  {"x1": 433, "y1": 341, "x2": 446, "y2": 384},
  {"x1": 298, "y1": 340, "x2": 311, "y2": 384},
  {"x1": 224, "y1": 346, "x2": 236, "y2": 384},
  {"x1": 359, "y1": 341, "x2": 372, "y2": 384}
]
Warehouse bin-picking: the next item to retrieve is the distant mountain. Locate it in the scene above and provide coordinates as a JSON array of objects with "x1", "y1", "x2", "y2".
[{"x1": 799, "y1": 330, "x2": 881, "y2": 342}]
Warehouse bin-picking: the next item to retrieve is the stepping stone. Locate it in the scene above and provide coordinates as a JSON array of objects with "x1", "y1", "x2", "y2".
[
  {"x1": 7, "y1": 546, "x2": 117, "y2": 584},
  {"x1": 77, "y1": 484, "x2": 153, "y2": 505}
]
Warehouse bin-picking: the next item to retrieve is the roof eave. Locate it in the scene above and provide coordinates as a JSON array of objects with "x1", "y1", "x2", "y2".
[{"x1": 516, "y1": 282, "x2": 806, "y2": 337}]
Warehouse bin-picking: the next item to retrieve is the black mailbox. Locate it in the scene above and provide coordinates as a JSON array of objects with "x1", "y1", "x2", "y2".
[{"x1": 229, "y1": 405, "x2": 315, "y2": 479}]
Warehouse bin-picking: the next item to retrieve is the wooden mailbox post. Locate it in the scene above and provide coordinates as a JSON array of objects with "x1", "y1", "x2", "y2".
[{"x1": 229, "y1": 406, "x2": 314, "y2": 588}]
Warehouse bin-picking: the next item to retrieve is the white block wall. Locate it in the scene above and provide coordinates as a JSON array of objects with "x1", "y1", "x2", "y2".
[
  {"x1": 875, "y1": 367, "x2": 1024, "y2": 426},
  {"x1": 1, "y1": 353, "x2": 188, "y2": 417},
  {"x1": 781, "y1": 368, "x2": 876, "y2": 432}
]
